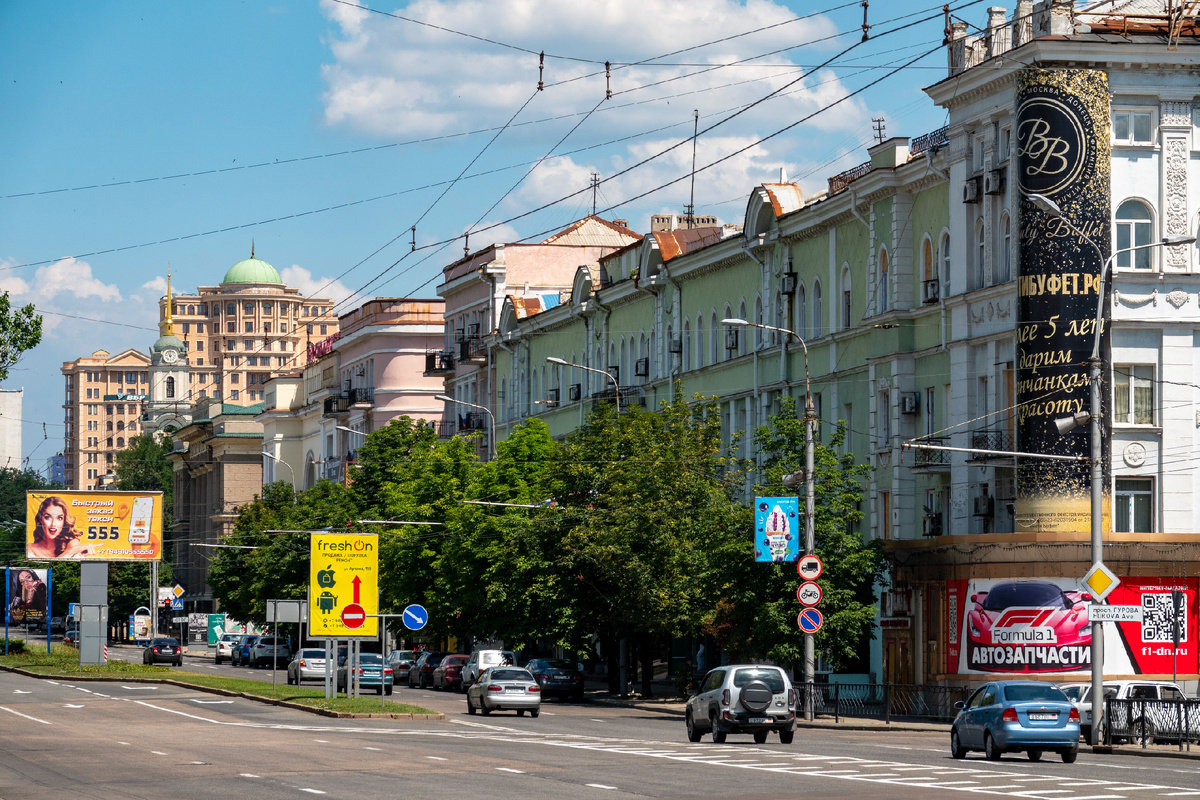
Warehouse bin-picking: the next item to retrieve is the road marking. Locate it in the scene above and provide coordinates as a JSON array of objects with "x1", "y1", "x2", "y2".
[
  {"x1": 299, "y1": 790, "x2": 326, "y2": 795},
  {"x1": 586, "y1": 784, "x2": 617, "y2": 790},
  {"x1": 1164, "y1": 793, "x2": 1200, "y2": 797},
  {"x1": 121, "y1": 685, "x2": 158, "y2": 690},
  {"x1": 589, "y1": 719, "x2": 607, "y2": 723},
  {"x1": 63, "y1": 704, "x2": 85, "y2": 708},
  {"x1": 118, "y1": 742, "x2": 130, "y2": 745},
  {"x1": 0, "y1": 706, "x2": 51, "y2": 724},
  {"x1": 497, "y1": 768, "x2": 525, "y2": 773},
  {"x1": 151, "y1": 751, "x2": 167, "y2": 755},
  {"x1": 240, "y1": 774, "x2": 260, "y2": 778},
  {"x1": 191, "y1": 700, "x2": 234, "y2": 704},
  {"x1": 426, "y1": 756, "x2": 448, "y2": 761},
  {"x1": 364, "y1": 747, "x2": 382, "y2": 751},
  {"x1": 13, "y1": 690, "x2": 31, "y2": 694},
  {"x1": 314, "y1": 740, "x2": 328, "y2": 743}
]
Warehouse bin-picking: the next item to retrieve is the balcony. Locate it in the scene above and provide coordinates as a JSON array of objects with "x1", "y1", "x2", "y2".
[
  {"x1": 322, "y1": 457, "x2": 344, "y2": 482},
  {"x1": 424, "y1": 350, "x2": 455, "y2": 376},
  {"x1": 910, "y1": 437, "x2": 950, "y2": 471},
  {"x1": 458, "y1": 335, "x2": 487, "y2": 365},
  {"x1": 968, "y1": 429, "x2": 1015, "y2": 462},
  {"x1": 349, "y1": 387, "x2": 374, "y2": 407},
  {"x1": 429, "y1": 420, "x2": 456, "y2": 438},
  {"x1": 457, "y1": 412, "x2": 489, "y2": 431},
  {"x1": 592, "y1": 385, "x2": 646, "y2": 408},
  {"x1": 922, "y1": 513, "x2": 944, "y2": 537},
  {"x1": 323, "y1": 395, "x2": 350, "y2": 415}
]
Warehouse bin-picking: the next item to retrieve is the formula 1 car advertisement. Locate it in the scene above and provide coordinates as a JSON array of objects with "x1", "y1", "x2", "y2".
[{"x1": 946, "y1": 577, "x2": 1199, "y2": 676}]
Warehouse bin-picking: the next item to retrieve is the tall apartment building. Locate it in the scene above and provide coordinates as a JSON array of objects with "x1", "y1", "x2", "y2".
[
  {"x1": 60, "y1": 349, "x2": 152, "y2": 489},
  {"x1": 157, "y1": 250, "x2": 338, "y2": 409},
  {"x1": 0, "y1": 388, "x2": 22, "y2": 470}
]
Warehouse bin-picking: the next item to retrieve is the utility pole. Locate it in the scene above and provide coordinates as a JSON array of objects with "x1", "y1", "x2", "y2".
[
  {"x1": 591, "y1": 173, "x2": 600, "y2": 216},
  {"x1": 688, "y1": 109, "x2": 699, "y2": 229}
]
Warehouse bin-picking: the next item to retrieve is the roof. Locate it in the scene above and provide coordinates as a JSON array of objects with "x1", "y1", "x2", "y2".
[
  {"x1": 219, "y1": 402, "x2": 265, "y2": 416},
  {"x1": 540, "y1": 215, "x2": 642, "y2": 247},
  {"x1": 151, "y1": 334, "x2": 184, "y2": 353},
  {"x1": 649, "y1": 227, "x2": 725, "y2": 262},
  {"x1": 223, "y1": 257, "x2": 282, "y2": 285}
]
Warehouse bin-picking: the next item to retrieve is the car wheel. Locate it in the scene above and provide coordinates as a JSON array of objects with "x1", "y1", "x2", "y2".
[
  {"x1": 1062, "y1": 749, "x2": 1078, "y2": 763},
  {"x1": 1027, "y1": 750, "x2": 1042, "y2": 762},
  {"x1": 175, "y1": 660, "x2": 182, "y2": 667},
  {"x1": 686, "y1": 712, "x2": 703, "y2": 743},
  {"x1": 779, "y1": 728, "x2": 794, "y2": 745},
  {"x1": 950, "y1": 728, "x2": 967, "y2": 759},
  {"x1": 468, "y1": 695, "x2": 477, "y2": 715},
  {"x1": 480, "y1": 700, "x2": 491, "y2": 716},
  {"x1": 530, "y1": 709, "x2": 539, "y2": 718},
  {"x1": 517, "y1": 710, "x2": 525, "y2": 717},
  {"x1": 385, "y1": 686, "x2": 393, "y2": 696},
  {"x1": 753, "y1": 730, "x2": 768, "y2": 744},
  {"x1": 377, "y1": 686, "x2": 383, "y2": 695},
  {"x1": 710, "y1": 714, "x2": 726, "y2": 743},
  {"x1": 573, "y1": 691, "x2": 585, "y2": 703},
  {"x1": 984, "y1": 732, "x2": 1001, "y2": 761},
  {"x1": 215, "y1": 657, "x2": 223, "y2": 665},
  {"x1": 1132, "y1": 720, "x2": 1155, "y2": 746}
]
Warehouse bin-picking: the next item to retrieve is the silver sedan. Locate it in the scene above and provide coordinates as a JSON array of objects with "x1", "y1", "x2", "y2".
[
  {"x1": 466, "y1": 667, "x2": 542, "y2": 717},
  {"x1": 287, "y1": 648, "x2": 330, "y2": 685}
]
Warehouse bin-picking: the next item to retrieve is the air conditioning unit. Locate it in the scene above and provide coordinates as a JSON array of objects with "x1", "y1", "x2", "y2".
[
  {"x1": 984, "y1": 168, "x2": 1005, "y2": 195},
  {"x1": 724, "y1": 328, "x2": 739, "y2": 351},
  {"x1": 962, "y1": 177, "x2": 981, "y2": 203},
  {"x1": 900, "y1": 392, "x2": 920, "y2": 415},
  {"x1": 667, "y1": 338, "x2": 683, "y2": 354},
  {"x1": 634, "y1": 357, "x2": 649, "y2": 377},
  {"x1": 922, "y1": 278, "x2": 940, "y2": 304},
  {"x1": 568, "y1": 384, "x2": 581, "y2": 402},
  {"x1": 922, "y1": 513, "x2": 943, "y2": 537},
  {"x1": 973, "y1": 496, "x2": 994, "y2": 517},
  {"x1": 781, "y1": 272, "x2": 798, "y2": 294}
]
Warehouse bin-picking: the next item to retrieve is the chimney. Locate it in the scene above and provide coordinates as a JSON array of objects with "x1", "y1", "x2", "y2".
[
  {"x1": 987, "y1": 7, "x2": 1011, "y2": 58},
  {"x1": 1012, "y1": 0, "x2": 1034, "y2": 47},
  {"x1": 949, "y1": 21, "x2": 970, "y2": 75}
]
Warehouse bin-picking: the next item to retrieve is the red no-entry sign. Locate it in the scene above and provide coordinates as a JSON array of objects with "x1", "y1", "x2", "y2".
[{"x1": 341, "y1": 603, "x2": 366, "y2": 629}]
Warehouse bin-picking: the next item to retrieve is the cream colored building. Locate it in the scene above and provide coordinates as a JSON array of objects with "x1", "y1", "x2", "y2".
[{"x1": 60, "y1": 348, "x2": 152, "y2": 489}]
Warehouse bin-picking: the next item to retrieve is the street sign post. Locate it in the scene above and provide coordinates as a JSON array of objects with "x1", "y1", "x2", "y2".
[
  {"x1": 797, "y1": 581, "x2": 822, "y2": 607},
  {"x1": 1089, "y1": 605, "x2": 1142, "y2": 623},
  {"x1": 797, "y1": 608, "x2": 824, "y2": 634},
  {"x1": 308, "y1": 533, "x2": 379, "y2": 638},
  {"x1": 1082, "y1": 562, "x2": 1120, "y2": 602}
]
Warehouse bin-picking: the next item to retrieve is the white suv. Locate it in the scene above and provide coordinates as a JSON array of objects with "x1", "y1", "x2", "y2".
[
  {"x1": 462, "y1": 649, "x2": 515, "y2": 690},
  {"x1": 686, "y1": 664, "x2": 796, "y2": 744},
  {"x1": 1060, "y1": 680, "x2": 1188, "y2": 743}
]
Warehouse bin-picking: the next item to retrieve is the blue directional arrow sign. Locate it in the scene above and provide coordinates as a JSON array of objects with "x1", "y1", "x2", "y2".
[
  {"x1": 797, "y1": 607, "x2": 823, "y2": 634},
  {"x1": 402, "y1": 604, "x2": 428, "y2": 631}
]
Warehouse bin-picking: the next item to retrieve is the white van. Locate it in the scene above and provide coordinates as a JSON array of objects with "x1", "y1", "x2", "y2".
[{"x1": 462, "y1": 649, "x2": 515, "y2": 689}]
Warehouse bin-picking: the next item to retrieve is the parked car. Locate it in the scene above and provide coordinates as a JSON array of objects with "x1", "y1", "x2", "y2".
[
  {"x1": 386, "y1": 649, "x2": 418, "y2": 684},
  {"x1": 214, "y1": 633, "x2": 240, "y2": 665},
  {"x1": 409, "y1": 651, "x2": 449, "y2": 688},
  {"x1": 462, "y1": 649, "x2": 516, "y2": 690},
  {"x1": 685, "y1": 664, "x2": 795, "y2": 744},
  {"x1": 524, "y1": 658, "x2": 585, "y2": 701},
  {"x1": 287, "y1": 648, "x2": 330, "y2": 685},
  {"x1": 248, "y1": 636, "x2": 292, "y2": 669},
  {"x1": 50, "y1": 616, "x2": 66, "y2": 634},
  {"x1": 1061, "y1": 680, "x2": 1191, "y2": 744},
  {"x1": 466, "y1": 667, "x2": 541, "y2": 716},
  {"x1": 951, "y1": 680, "x2": 1079, "y2": 762},
  {"x1": 142, "y1": 637, "x2": 184, "y2": 667},
  {"x1": 64, "y1": 626, "x2": 80, "y2": 647},
  {"x1": 232, "y1": 635, "x2": 259, "y2": 667},
  {"x1": 432, "y1": 655, "x2": 469, "y2": 691},
  {"x1": 337, "y1": 652, "x2": 394, "y2": 695}
]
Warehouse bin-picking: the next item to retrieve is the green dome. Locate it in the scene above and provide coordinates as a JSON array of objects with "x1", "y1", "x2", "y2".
[
  {"x1": 152, "y1": 334, "x2": 185, "y2": 353},
  {"x1": 222, "y1": 256, "x2": 282, "y2": 284}
]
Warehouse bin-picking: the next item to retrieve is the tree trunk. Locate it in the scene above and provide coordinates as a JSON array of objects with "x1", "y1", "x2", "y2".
[
  {"x1": 605, "y1": 633, "x2": 619, "y2": 694},
  {"x1": 640, "y1": 633, "x2": 655, "y2": 697}
]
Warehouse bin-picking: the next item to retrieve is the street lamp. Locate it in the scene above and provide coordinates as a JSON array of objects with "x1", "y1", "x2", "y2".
[
  {"x1": 261, "y1": 450, "x2": 296, "y2": 502},
  {"x1": 435, "y1": 395, "x2": 496, "y2": 459},
  {"x1": 1030, "y1": 192, "x2": 1196, "y2": 746},
  {"x1": 546, "y1": 356, "x2": 620, "y2": 414},
  {"x1": 723, "y1": 317, "x2": 817, "y2": 719}
]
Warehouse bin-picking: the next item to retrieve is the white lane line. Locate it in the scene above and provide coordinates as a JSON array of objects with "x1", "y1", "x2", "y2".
[
  {"x1": 0, "y1": 706, "x2": 51, "y2": 724},
  {"x1": 364, "y1": 747, "x2": 382, "y2": 751},
  {"x1": 118, "y1": 742, "x2": 130, "y2": 746},
  {"x1": 120, "y1": 685, "x2": 158, "y2": 690},
  {"x1": 426, "y1": 756, "x2": 448, "y2": 761},
  {"x1": 192, "y1": 700, "x2": 234, "y2": 704},
  {"x1": 314, "y1": 739, "x2": 329, "y2": 743},
  {"x1": 12, "y1": 690, "x2": 31, "y2": 694},
  {"x1": 299, "y1": 790, "x2": 326, "y2": 795},
  {"x1": 589, "y1": 719, "x2": 607, "y2": 723},
  {"x1": 240, "y1": 773, "x2": 260, "y2": 778},
  {"x1": 63, "y1": 704, "x2": 85, "y2": 708},
  {"x1": 1164, "y1": 793, "x2": 1200, "y2": 797},
  {"x1": 151, "y1": 751, "x2": 167, "y2": 756},
  {"x1": 1061, "y1": 796, "x2": 1125, "y2": 800},
  {"x1": 497, "y1": 767, "x2": 525, "y2": 774},
  {"x1": 1010, "y1": 791, "x2": 1074, "y2": 796},
  {"x1": 586, "y1": 784, "x2": 617, "y2": 790}
]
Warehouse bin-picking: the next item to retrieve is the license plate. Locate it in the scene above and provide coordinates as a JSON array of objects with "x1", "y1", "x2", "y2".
[
  {"x1": 1028, "y1": 712, "x2": 1057, "y2": 721},
  {"x1": 748, "y1": 717, "x2": 770, "y2": 724},
  {"x1": 505, "y1": 687, "x2": 524, "y2": 693}
]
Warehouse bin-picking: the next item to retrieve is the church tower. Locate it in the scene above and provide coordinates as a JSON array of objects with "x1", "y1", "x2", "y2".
[{"x1": 145, "y1": 273, "x2": 192, "y2": 436}]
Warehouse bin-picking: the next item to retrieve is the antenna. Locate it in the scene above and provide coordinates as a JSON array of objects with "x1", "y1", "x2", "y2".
[
  {"x1": 463, "y1": 232, "x2": 470, "y2": 257},
  {"x1": 538, "y1": 51, "x2": 544, "y2": 91},
  {"x1": 872, "y1": 117, "x2": 886, "y2": 143},
  {"x1": 410, "y1": 225, "x2": 417, "y2": 252},
  {"x1": 590, "y1": 173, "x2": 601, "y2": 216},
  {"x1": 688, "y1": 109, "x2": 699, "y2": 230}
]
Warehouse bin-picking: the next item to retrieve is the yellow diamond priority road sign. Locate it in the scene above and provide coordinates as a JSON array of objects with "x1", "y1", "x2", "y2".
[
  {"x1": 309, "y1": 533, "x2": 379, "y2": 637},
  {"x1": 1082, "y1": 561, "x2": 1120, "y2": 603}
]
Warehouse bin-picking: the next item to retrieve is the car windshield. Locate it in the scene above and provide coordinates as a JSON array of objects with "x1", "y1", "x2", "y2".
[
  {"x1": 1060, "y1": 686, "x2": 1084, "y2": 702},
  {"x1": 260, "y1": 638, "x2": 280, "y2": 645},
  {"x1": 357, "y1": 654, "x2": 384, "y2": 665},
  {"x1": 445, "y1": 656, "x2": 468, "y2": 665},
  {"x1": 152, "y1": 638, "x2": 178, "y2": 646},
  {"x1": 731, "y1": 668, "x2": 787, "y2": 693},
  {"x1": 1004, "y1": 684, "x2": 1069, "y2": 703},
  {"x1": 390, "y1": 651, "x2": 415, "y2": 660},
  {"x1": 300, "y1": 650, "x2": 325, "y2": 659},
  {"x1": 482, "y1": 652, "x2": 513, "y2": 665},
  {"x1": 489, "y1": 669, "x2": 532, "y2": 682},
  {"x1": 982, "y1": 582, "x2": 1069, "y2": 611},
  {"x1": 540, "y1": 659, "x2": 574, "y2": 669}
]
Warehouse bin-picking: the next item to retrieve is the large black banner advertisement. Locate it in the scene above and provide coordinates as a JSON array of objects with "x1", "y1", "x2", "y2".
[{"x1": 1015, "y1": 69, "x2": 1111, "y2": 533}]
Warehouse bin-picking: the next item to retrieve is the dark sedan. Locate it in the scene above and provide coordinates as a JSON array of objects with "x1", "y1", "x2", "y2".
[
  {"x1": 433, "y1": 654, "x2": 469, "y2": 691},
  {"x1": 142, "y1": 637, "x2": 183, "y2": 666},
  {"x1": 524, "y1": 658, "x2": 586, "y2": 701},
  {"x1": 409, "y1": 651, "x2": 449, "y2": 688}
]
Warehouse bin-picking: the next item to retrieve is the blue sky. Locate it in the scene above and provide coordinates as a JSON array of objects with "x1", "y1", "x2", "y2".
[{"x1": 0, "y1": 0, "x2": 967, "y2": 470}]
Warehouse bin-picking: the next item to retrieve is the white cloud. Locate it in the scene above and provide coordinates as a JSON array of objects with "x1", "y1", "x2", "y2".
[
  {"x1": 142, "y1": 275, "x2": 167, "y2": 294},
  {"x1": 27, "y1": 257, "x2": 123, "y2": 304},
  {"x1": 465, "y1": 221, "x2": 520, "y2": 250},
  {"x1": 280, "y1": 264, "x2": 367, "y2": 314}
]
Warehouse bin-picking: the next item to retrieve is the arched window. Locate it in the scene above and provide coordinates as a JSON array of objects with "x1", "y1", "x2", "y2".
[
  {"x1": 683, "y1": 320, "x2": 692, "y2": 371},
  {"x1": 500, "y1": 378, "x2": 507, "y2": 421},
  {"x1": 940, "y1": 232, "x2": 951, "y2": 287},
  {"x1": 166, "y1": 376, "x2": 175, "y2": 399},
  {"x1": 738, "y1": 301, "x2": 748, "y2": 356},
  {"x1": 116, "y1": 420, "x2": 124, "y2": 431},
  {"x1": 796, "y1": 285, "x2": 807, "y2": 340},
  {"x1": 608, "y1": 343, "x2": 618, "y2": 389},
  {"x1": 999, "y1": 213, "x2": 1012, "y2": 282},
  {"x1": 710, "y1": 313, "x2": 719, "y2": 364},
  {"x1": 1116, "y1": 199, "x2": 1153, "y2": 269},
  {"x1": 923, "y1": 237, "x2": 935, "y2": 281},
  {"x1": 813, "y1": 282, "x2": 823, "y2": 337},
  {"x1": 695, "y1": 314, "x2": 705, "y2": 368},
  {"x1": 975, "y1": 218, "x2": 986, "y2": 288},
  {"x1": 840, "y1": 266, "x2": 852, "y2": 330},
  {"x1": 117, "y1": 437, "x2": 124, "y2": 447},
  {"x1": 754, "y1": 296, "x2": 764, "y2": 349},
  {"x1": 878, "y1": 248, "x2": 890, "y2": 313}
]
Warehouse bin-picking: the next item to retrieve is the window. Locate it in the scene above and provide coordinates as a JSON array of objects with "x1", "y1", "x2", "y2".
[
  {"x1": 263, "y1": 301, "x2": 272, "y2": 313},
  {"x1": 998, "y1": 213, "x2": 1012, "y2": 283},
  {"x1": 244, "y1": 339, "x2": 252, "y2": 350},
  {"x1": 840, "y1": 268, "x2": 851, "y2": 330},
  {"x1": 1114, "y1": 478, "x2": 1152, "y2": 532},
  {"x1": 231, "y1": 373, "x2": 240, "y2": 384},
  {"x1": 923, "y1": 237, "x2": 934, "y2": 281},
  {"x1": 813, "y1": 282, "x2": 823, "y2": 337},
  {"x1": 197, "y1": 322, "x2": 204, "y2": 333},
  {"x1": 1115, "y1": 200, "x2": 1153, "y2": 269},
  {"x1": 878, "y1": 389, "x2": 890, "y2": 448},
  {"x1": 878, "y1": 249, "x2": 889, "y2": 313},
  {"x1": 879, "y1": 492, "x2": 891, "y2": 540},
  {"x1": 231, "y1": 390, "x2": 240, "y2": 400},
  {"x1": 925, "y1": 387, "x2": 936, "y2": 437},
  {"x1": 999, "y1": 127, "x2": 1012, "y2": 161},
  {"x1": 320, "y1": 325, "x2": 328, "y2": 335},
  {"x1": 796, "y1": 285, "x2": 807, "y2": 341},
  {"x1": 307, "y1": 324, "x2": 314, "y2": 334},
  {"x1": 1114, "y1": 365, "x2": 1154, "y2": 424},
  {"x1": 245, "y1": 321, "x2": 254, "y2": 332},
  {"x1": 244, "y1": 302, "x2": 254, "y2": 314},
  {"x1": 1113, "y1": 110, "x2": 1153, "y2": 145},
  {"x1": 197, "y1": 341, "x2": 204, "y2": 352},
  {"x1": 181, "y1": 323, "x2": 189, "y2": 334},
  {"x1": 975, "y1": 218, "x2": 986, "y2": 288},
  {"x1": 264, "y1": 322, "x2": 272, "y2": 334},
  {"x1": 842, "y1": 403, "x2": 853, "y2": 453},
  {"x1": 281, "y1": 323, "x2": 287, "y2": 333},
  {"x1": 940, "y1": 232, "x2": 951, "y2": 285},
  {"x1": 166, "y1": 377, "x2": 175, "y2": 399},
  {"x1": 227, "y1": 321, "x2": 235, "y2": 333},
  {"x1": 683, "y1": 320, "x2": 692, "y2": 371},
  {"x1": 695, "y1": 314, "x2": 705, "y2": 368},
  {"x1": 226, "y1": 303, "x2": 236, "y2": 315}
]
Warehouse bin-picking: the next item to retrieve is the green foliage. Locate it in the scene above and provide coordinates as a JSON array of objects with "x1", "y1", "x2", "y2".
[
  {"x1": 0, "y1": 291, "x2": 43, "y2": 383},
  {"x1": 0, "y1": 467, "x2": 59, "y2": 563}
]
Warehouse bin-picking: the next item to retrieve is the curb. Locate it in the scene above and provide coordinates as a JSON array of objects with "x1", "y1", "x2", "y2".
[{"x1": 0, "y1": 664, "x2": 445, "y2": 721}]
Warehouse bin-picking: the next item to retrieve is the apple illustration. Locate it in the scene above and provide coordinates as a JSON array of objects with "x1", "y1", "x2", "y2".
[{"x1": 316, "y1": 566, "x2": 337, "y2": 588}]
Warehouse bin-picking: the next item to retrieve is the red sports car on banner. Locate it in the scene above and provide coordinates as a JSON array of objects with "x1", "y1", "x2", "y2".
[{"x1": 967, "y1": 581, "x2": 1092, "y2": 673}]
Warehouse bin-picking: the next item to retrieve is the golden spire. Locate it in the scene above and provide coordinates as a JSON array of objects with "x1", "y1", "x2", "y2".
[{"x1": 164, "y1": 270, "x2": 174, "y2": 337}]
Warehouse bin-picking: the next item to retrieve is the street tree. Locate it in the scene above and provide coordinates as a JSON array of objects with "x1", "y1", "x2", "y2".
[{"x1": 0, "y1": 291, "x2": 42, "y2": 383}]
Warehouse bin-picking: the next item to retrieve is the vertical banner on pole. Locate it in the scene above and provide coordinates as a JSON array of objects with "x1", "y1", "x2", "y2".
[{"x1": 1015, "y1": 69, "x2": 1111, "y2": 532}]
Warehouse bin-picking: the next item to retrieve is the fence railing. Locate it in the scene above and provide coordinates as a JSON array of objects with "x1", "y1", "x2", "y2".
[
  {"x1": 797, "y1": 682, "x2": 968, "y2": 723},
  {"x1": 1105, "y1": 697, "x2": 1200, "y2": 749}
]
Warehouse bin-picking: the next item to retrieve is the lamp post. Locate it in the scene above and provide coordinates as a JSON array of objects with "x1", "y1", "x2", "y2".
[
  {"x1": 546, "y1": 356, "x2": 620, "y2": 415},
  {"x1": 723, "y1": 317, "x2": 816, "y2": 719},
  {"x1": 261, "y1": 450, "x2": 296, "y2": 502},
  {"x1": 1029, "y1": 192, "x2": 1195, "y2": 747},
  {"x1": 434, "y1": 395, "x2": 496, "y2": 459}
]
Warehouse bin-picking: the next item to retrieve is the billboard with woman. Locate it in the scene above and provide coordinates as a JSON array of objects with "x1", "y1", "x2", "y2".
[
  {"x1": 6, "y1": 568, "x2": 48, "y2": 626},
  {"x1": 26, "y1": 491, "x2": 162, "y2": 561}
]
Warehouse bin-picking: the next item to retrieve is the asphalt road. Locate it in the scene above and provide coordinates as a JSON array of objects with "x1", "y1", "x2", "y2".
[{"x1": 5, "y1": 662, "x2": 1200, "y2": 800}]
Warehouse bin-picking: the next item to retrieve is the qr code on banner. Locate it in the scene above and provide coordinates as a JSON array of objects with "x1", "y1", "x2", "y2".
[{"x1": 1142, "y1": 593, "x2": 1188, "y2": 643}]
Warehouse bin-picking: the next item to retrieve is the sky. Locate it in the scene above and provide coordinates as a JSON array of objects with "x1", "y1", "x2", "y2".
[{"x1": 0, "y1": 0, "x2": 972, "y2": 471}]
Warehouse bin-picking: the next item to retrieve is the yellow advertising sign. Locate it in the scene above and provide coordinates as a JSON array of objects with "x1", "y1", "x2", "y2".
[
  {"x1": 26, "y1": 491, "x2": 163, "y2": 561},
  {"x1": 308, "y1": 533, "x2": 378, "y2": 637}
]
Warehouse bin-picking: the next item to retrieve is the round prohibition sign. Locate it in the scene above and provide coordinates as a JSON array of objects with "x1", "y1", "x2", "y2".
[
  {"x1": 341, "y1": 603, "x2": 366, "y2": 629},
  {"x1": 797, "y1": 607, "x2": 824, "y2": 634},
  {"x1": 797, "y1": 554, "x2": 823, "y2": 580},
  {"x1": 797, "y1": 581, "x2": 822, "y2": 606}
]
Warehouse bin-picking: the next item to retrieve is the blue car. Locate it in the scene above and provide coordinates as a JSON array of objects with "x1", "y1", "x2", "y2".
[
  {"x1": 336, "y1": 653, "x2": 394, "y2": 695},
  {"x1": 951, "y1": 681, "x2": 1080, "y2": 762}
]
